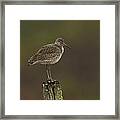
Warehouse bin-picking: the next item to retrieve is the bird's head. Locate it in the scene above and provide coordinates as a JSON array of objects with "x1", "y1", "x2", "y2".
[{"x1": 55, "y1": 38, "x2": 70, "y2": 48}]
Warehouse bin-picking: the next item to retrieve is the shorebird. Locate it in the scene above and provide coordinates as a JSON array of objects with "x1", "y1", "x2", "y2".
[{"x1": 28, "y1": 38, "x2": 70, "y2": 80}]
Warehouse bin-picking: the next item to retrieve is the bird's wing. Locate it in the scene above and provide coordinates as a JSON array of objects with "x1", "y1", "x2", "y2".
[{"x1": 35, "y1": 44, "x2": 61, "y2": 61}]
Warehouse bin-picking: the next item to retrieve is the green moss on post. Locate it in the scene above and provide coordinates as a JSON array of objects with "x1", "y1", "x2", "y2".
[{"x1": 42, "y1": 80, "x2": 63, "y2": 100}]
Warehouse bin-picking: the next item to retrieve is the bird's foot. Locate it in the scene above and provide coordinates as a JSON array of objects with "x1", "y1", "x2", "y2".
[{"x1": 47, "y1": 77, "x2": 53, "y2": 81}]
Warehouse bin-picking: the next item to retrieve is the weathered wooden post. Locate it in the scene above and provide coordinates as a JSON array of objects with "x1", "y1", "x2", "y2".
[{"x1": 42, "y1": 80, "x2": 63, "y2": 100}]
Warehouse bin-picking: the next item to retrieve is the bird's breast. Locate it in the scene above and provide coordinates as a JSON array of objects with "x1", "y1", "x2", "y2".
[{"x1": 61, "y1": 46, "x2": 64, "y2": 54}]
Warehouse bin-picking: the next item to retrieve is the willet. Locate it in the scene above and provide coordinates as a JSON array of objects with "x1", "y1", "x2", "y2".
[{"x1": 28, "y1": 38, "x2": 70, "y2": 80}]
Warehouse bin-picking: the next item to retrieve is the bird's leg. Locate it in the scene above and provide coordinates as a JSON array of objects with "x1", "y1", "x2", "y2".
[
  {"x1": 45, "y1": 64, "x2": 52, "y2": 80},
  {"x1": 46, "y1": 64, "x2": 50, "y2": 80},
  {"x1": 48, "y1": 65, "x2": 52, "y2": 80}
]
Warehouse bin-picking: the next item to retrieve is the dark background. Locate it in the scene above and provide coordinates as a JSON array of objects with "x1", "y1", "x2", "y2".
[{"x1": 20, "y1": 20, "x2": 100, "y2": 100}]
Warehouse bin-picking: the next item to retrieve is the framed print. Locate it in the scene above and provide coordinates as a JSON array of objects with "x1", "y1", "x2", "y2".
[{"x1": 0, "y1": 0, "x2": 120, "y2": 119}]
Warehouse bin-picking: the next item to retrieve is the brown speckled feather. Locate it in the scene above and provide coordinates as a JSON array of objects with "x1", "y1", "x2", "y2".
[
  {"x1": 29, "y1": 44, "x2": 63, "y2": 64},
  {"x1": 28, "y1": 38, "x2": 68, "y2": 65},
  {"x1": 36, "y1": 44, "x2": 61, "y2": 61}
]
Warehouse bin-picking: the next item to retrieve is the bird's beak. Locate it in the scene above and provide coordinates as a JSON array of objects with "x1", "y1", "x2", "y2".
[{"x1": 63, "y1": 43, "x2": 71, "y2": 49}]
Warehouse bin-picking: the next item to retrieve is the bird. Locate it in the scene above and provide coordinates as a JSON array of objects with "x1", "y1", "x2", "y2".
[{"x1": 28, "y1": 38, "x2": 70, "y2": 80}]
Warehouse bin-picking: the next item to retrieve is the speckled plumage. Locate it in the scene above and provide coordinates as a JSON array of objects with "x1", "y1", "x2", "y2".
[
  {"x1": 29, "y1": 44, "x2": 64, "y2": 65},
  {"x1": 28, "y1": 38, "x2": 68, "y2": 66}
]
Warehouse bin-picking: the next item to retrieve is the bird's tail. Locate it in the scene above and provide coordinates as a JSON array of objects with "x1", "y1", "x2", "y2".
[{"x1": 28, "y1": 54, "x2": 38, "y2": 66}]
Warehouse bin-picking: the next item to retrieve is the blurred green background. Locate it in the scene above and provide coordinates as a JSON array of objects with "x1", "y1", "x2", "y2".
[{"x1": 20, "y1": 20, "x2": 100, "y2": 100}]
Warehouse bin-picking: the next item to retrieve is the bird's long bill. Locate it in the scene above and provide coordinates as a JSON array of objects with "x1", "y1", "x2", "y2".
[{"x1": 63, "y1": 43, "x2": 71, "y2": 49}]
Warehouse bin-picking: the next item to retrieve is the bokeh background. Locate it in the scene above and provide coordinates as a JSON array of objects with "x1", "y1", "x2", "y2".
[{"x1": 20, "y1": 20, "x2": 100, "y2": 100}]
